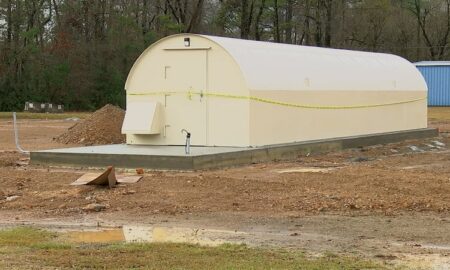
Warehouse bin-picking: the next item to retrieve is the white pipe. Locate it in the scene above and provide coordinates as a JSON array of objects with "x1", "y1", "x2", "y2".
[{"x1": 13, "y1": 112, "x2": 29, "y2": 155}]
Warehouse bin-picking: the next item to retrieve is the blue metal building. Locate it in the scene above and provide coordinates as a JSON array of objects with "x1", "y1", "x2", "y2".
[{"x1": 415, "y1": 61, "x2": 450, "y2": 106}]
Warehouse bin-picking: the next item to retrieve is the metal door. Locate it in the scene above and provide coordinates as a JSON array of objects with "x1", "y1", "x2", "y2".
[{"x1": 163, "y1": 49, "x2": 208, "y2": 145}]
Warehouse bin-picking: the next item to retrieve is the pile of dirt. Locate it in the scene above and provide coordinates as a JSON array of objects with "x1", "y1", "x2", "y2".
[{"x1": 55, "y1": 104, "x2": 126, "y2": 145}]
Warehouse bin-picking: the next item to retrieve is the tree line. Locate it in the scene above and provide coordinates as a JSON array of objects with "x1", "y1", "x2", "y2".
[{"x1": 0, "y1": 0, "x2": 449, "y2": 111}]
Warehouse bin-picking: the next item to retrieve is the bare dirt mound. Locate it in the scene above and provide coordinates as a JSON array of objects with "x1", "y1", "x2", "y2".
[{"x1": 55, "y1": 104, "x2": 125, "y2": 145}]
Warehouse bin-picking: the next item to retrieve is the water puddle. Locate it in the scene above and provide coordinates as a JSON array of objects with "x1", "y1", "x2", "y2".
[
  {"x1": 419, "y1": 243, "x2": 450, "y2": 251},
  {"x1": 67, "y1": 226, "x2": 248, "y2": 246},
  {"x1": 276, "y1": 167, "x2": 339, "y2": 173},
  {"x1": 396, "y1": 254, "x2": 450, "y2": 270},
  {"x1": 69, "y1": 229, "x2": 124, "y2": 243}
]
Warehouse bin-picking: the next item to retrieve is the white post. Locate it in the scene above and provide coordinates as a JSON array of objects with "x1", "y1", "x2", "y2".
[{"x1": 13, "y1": 112, "x2": 29, "y2": 154}]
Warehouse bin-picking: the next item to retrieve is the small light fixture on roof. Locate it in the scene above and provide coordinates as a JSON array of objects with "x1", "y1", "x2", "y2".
[{"x1": 184, "y1": 37, "x2": 190, "y2": 47}]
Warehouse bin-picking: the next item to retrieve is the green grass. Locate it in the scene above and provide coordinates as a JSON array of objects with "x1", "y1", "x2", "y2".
[
  {"x1": 0, "y1": 226, "x2": 56, "y2": 246},
  {"x1": 0, "y1": 111, "x2": 90, "y2": 120},
  {"x1": 0, "y1": 227, "x2": 388, "y2": 270}
]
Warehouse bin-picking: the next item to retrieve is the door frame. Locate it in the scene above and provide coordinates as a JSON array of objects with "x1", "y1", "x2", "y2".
[{"x1": 162, "y1": 47, "x2": 210, "y2": 145}]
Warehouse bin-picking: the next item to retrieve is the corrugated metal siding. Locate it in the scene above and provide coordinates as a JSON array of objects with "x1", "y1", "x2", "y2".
[{"x1": 416, "y1": 65, "x2": 450, "y2": 106}]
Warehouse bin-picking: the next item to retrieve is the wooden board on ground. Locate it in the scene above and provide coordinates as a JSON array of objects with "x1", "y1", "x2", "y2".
[{"x1": 71, "y1": 166, "x2": 142, "y2": 187}]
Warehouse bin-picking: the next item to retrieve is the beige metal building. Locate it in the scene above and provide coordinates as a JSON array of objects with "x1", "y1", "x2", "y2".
[{"x1": 122, "y1": 34, "x2": 428, "y2": 147}]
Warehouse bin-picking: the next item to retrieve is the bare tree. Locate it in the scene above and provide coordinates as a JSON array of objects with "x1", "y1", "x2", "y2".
[
  {"x1": 254, "y1": 0, "x2": 266, "y2": 40},
  {"x1": 273, "y1": 0, "x2": 280, "y2": 42},
  {"x1": 240, "y1": 0, "x2": 255, "y2": 39},
  {"x1": 284, "y1": 0, "x2": 294, "y2": 44},
  {"x1": 407, "y1": 0, "x2": 450, "y2": 60}
]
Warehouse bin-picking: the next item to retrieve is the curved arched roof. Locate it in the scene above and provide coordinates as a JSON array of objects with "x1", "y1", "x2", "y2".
[{"x1": 201, "y1": 35, "x2": 427, "y2": 92}]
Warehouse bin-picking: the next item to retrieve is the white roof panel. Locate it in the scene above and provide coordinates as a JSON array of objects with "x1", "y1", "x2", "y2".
[{"x1": 202, "y1": 35, "x2": 427, "y2": 92}]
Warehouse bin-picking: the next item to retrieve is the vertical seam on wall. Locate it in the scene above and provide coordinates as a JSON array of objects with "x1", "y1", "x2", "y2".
[{"x1": 205, "y1": 49, "x2": 210, "y2": 145}]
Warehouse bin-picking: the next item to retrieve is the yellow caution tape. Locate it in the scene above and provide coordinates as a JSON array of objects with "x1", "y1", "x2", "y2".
[{"x1": 128, "y1": 91, "x2": 427, "y2": 110}]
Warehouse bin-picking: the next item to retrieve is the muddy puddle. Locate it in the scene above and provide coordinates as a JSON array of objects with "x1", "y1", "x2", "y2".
[
  {"x1": 275, "y1": 167, "x2": 341, "y2": 173},
  {"x1": 65, "y1": 226, "x2": 450, "y2": 269},
  {"x1": 66, "y1": 226, "x2": 248, "y2": 246},
  {"x1": 396, "y1": 254, "x2": 450, "y2": 270}
]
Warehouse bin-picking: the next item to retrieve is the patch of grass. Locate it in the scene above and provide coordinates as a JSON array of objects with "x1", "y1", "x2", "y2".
[
  {"x1": 0, "y1": 227, "x2": 55, "y2": 246},
  {"x1": 0, "y1": 227, "x2": 388, "y2": 269},
  {"x1": 38, "y1": 243, "x2": 385, "y2": 270},
  {"x1": 0, "y1": 112, "x2": 90, "y2": 120},
  {"x1": 428, "y1": 107, "x2": 450, "y2": 121},
  {"x1": 30, "y1": 242, "x2": 72, "y2": 250}
]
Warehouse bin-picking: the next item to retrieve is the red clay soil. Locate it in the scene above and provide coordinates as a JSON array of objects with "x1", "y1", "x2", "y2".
[
  {"x1": 0, "y1": 115, "x2": 449, "y2": 219},
  {"x1": 1, "y1": 136, "x2": 450, "y2": 219},
  {"x1": 55, "y1": 104, "x2": 125, "y2": 146}
]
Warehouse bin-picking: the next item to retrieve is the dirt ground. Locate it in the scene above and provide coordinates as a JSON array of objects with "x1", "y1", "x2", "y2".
[
  {"x1": 55, "y1": 104, "x2": 126, "y2": 145},
  {"x1": 1, "y1": 110, "x2": 450, "y2": 268}
]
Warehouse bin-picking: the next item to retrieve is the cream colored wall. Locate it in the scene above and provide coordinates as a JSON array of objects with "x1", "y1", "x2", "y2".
[
  {"x1": 125, "y1": 35, "x2": 250, "y2": 146},
  {"x1": 125, "y1": 34, "x2": 427, "y2": 148},
  {"x1": 249, "y1": 90, "x2": 427, "y2": 146}
]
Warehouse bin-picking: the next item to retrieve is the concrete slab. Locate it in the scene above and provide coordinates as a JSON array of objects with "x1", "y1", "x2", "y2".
[
  {"x1": 38, "y1": 144, "x2": 244, "y2": 156},
  {"x1": 31, "y1": 128, "x2": 438, "y2": 170}
]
